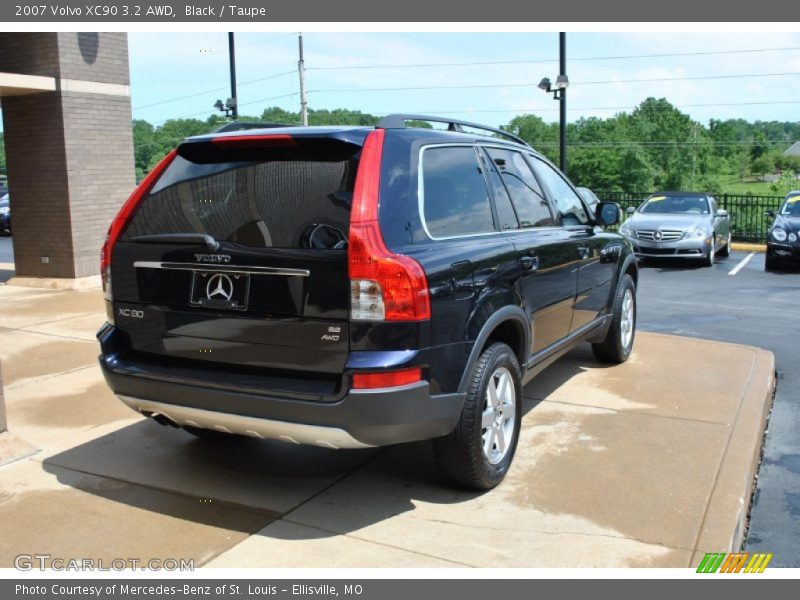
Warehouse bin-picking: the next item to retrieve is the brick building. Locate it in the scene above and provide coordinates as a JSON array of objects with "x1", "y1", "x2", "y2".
[{"x1": 0, "y1": 32, "x2": 135, "y2": 280}]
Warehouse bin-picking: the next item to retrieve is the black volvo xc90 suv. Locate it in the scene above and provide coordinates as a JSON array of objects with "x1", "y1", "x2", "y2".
[{"x1": 98, "y1": 115, "x2": 638, "y2": 489}]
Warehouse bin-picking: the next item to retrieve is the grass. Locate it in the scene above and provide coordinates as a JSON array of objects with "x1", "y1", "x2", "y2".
[{"x1": 721, "y1": 180, "x2": 781, "y2": 196}]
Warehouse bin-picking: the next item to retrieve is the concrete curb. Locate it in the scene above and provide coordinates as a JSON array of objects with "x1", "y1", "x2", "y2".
[
  {"x1": 0, "y1": 431, "x2": 39, "y2": 467},
  {"x1": 691, "y1": 345, "x2": 776, "y2": 564},
  {"x1": 731, "y1": 243, "x2": 766, "y2": 253}
]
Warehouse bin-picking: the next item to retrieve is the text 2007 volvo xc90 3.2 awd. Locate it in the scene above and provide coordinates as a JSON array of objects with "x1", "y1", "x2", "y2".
[{"x1": 98, "y1": 115, "x2": 638, "y2": 489}]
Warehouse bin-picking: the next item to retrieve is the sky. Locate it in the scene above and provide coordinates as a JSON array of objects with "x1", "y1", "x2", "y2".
[{"x1": 126, "y1": 31, "x2": 800, "y2": 129}]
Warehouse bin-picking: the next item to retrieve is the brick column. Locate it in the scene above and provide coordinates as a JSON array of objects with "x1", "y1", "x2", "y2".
[{"x1": 0, "y1": 32, "x2": 135, "y2": 279}]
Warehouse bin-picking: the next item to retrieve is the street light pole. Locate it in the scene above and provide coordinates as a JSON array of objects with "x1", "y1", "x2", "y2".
[
  {"x1": 228, "y1": 32, "x2": 238, "y2": 120},
  {"x1": 559, "y1": 32, "x2": 567, "y2": 174}
]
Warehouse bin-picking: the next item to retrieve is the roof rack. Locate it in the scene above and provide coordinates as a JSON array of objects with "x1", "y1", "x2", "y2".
[{"x1": 376, "y1": 114, "x2": 529, "y2": 147}]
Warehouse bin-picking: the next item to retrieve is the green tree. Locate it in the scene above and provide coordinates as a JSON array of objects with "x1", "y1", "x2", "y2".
[
  {"x1": 751, "y1": 153, "x2": 776, "y2": 177},
  {"x1": 504, "y1": 114, "x2": 558, "y2": 163}
]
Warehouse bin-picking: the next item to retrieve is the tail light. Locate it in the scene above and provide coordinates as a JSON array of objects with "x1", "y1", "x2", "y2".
[
  {"x1": 100, "y1": 149, "x2": 178, "y2": 302},
  {"x1": 352, "y1": 367, "x2": 423, "y2": 390},
  {"x1": 348, "y1": 129, "x2": 431, "y2": 321}
]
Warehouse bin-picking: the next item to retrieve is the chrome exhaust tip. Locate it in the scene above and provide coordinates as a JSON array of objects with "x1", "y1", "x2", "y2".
[{"x1": 144, "y1": 411, "x2": 180, "y2": 428}]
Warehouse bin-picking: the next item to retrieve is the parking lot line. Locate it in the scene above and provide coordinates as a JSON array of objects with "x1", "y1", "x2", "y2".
[{"x1": 729, "y1": 252, "x2": 755, "y2": 276}]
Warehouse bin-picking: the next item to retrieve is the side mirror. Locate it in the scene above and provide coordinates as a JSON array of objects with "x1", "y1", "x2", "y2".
[
  {"x1": 596, "y1": 202, "x2": 621, "y2": 226},
  {"x1": 625, "y1": 206, "x2": 636, "y2": 216},
  {"x1": 763, "y1": 210, "x2": 775, "y2": 218},
  {"x1": 716, "y1": 209, "x2": 729, "y2": 218}
]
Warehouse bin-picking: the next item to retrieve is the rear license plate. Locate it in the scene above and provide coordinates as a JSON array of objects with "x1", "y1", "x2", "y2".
[{"x1": 190, "y1": 271, "x2": 250, "y2": 311}]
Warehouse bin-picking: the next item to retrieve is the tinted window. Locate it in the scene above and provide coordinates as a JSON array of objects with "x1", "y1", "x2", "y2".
[
  {"x1": 639, "y1": 195, "x2": 710, "y2": 215},
  {"x1": 422, "y1": 146, "x2": 495, "y2": 238},
  {"x1": 529, "y1": 157, "x2": 590, "y2": 226},
  {"x1": 480, "y1": 150, "x2": 519, "y2": 231},
  {"x1": 486, "y1": 148, "x2": 554, "y2": 228},
  {"x1": 123, "y1": 145, "x2": 359, "y2": 249},
  {"x1": 781, "y1": 194, "x2": 800, "y2": 216}
]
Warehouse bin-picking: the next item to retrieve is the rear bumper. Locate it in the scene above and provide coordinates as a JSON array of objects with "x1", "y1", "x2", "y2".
[{"x1": 98, "y1": 331, "x2": 465, "y2": 449}]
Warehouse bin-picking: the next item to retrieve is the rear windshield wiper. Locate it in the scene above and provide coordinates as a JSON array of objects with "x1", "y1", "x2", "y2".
[{"x1": 130, "y1": 233, "x2": 220, "y2": 250}]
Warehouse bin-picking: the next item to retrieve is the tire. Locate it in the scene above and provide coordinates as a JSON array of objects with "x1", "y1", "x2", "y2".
[
  {"x1": 591, "y1": 274, "x2": 636, "y2": 364},
  {"x1": 183, "y1": 425, "x2": 236, "y2": 440},
  {"x1": 703, "y1": 239, "x2": 716, "y2": 267},
  {"x1": 432, "y1": 342, "x2": 522, "y2": 490},
  {"x1": 765, "y1": 251, "x2": 781, "y2": 272},
  {"x1": 718, "y1": 232, "x2": 731, "y2": 258}
]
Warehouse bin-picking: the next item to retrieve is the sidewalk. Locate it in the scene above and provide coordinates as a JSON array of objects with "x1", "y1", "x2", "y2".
[{"x1": 0, "y1": 285, "x2": 775, "y2": 568}]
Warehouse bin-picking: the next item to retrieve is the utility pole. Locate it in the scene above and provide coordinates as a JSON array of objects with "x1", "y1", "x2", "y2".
[
  {"x1": 228, "y1": 32, "x2": 238, "y2": 119},
  {"x1": 691, "y1": 123, "x2": 697, "y2": 188},
  {"x1": 298, "y1": 33, "x2": 309, "y2": 126},
  {"x1": 559, "y1": 32, "x2": 567, "y2": 174}
]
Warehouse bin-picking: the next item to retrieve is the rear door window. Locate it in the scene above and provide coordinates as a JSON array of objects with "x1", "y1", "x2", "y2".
[
  {"x1": 122, "y1": 143, "x2": 359, "y2": 250},
  {"x1": 479, "y1": 149, "x2": 519, "y2": 231},
  {"x1": 421, "y1": 146, "x2": 495, "y2": 238}
]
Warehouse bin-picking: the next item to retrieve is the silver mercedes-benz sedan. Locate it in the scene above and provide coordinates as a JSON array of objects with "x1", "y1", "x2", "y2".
[{"x1": 619, "y1": 192, "x2": 732, "y2": 266}]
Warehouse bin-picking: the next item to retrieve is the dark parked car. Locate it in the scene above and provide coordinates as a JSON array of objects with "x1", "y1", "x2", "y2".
[
  {"x1": 97, "y1": 115, "x2": 638, "y2": 489},
  {"x1": 619, "y1": 191, "x2": 731, "y2": 266},
  {"x1": 0, "y1": 193, "x2": 10, "y2": 236},
  {"x1": 765, "y1": 191, "x2": 800, "y2": 270}
]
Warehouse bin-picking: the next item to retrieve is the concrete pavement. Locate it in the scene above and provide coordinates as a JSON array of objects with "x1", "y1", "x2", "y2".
[
  {"x1": 635, "y1": 249, "x2": 799, "y2": 565},
  {"x1": 0, "y1": 283, "x2": 775, "y2": 568}
]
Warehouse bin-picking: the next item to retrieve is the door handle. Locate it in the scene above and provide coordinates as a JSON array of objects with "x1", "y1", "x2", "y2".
[
  {"x1": 577, "y1": 246, "x2": 591, "y2": 260},
  {"x1": 519, "y1": 256, "x2": 539, "y2": 272}
]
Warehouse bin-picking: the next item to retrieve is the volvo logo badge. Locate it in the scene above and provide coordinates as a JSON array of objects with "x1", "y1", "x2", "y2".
[
  {"x1": 194, "y1": 254, "x2": 231, "y2": 264},
  {"x1": 654, "y1": 230, "x2": 663, "y2": 240},
  {"x1": 206, "y1": 273, "x2": 234, "y2": 301}
]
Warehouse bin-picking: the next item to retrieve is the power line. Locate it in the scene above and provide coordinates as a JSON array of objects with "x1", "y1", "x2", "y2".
[
  {"x1": 141, "y1": 94, "x2": 800, "y2": 126},
  {"x1": 146, "y1": 91, "x2": 301, "y2": 125},
  {"x1": 132, "y1": 69, "x2": 297, "y2": 111},
  {"x1": 340, "y1": 99, "x2": 800, "y2": 116},
  {"x1": 310, "y1": 71, "x2": 800, "y2": 95},
  {"x1": 580, "y1": 71, "x2": 800, "y2": 86},
  {"x1": 233, "y1": 91, "x2": 300, "y2": 108},
  {"x1": 306, "y1": 45, "x2": 800, "y2": 71}
]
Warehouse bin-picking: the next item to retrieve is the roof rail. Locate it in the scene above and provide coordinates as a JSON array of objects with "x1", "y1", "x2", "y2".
[
  {"x1": 213, "y1": 121, "x2": 291, "y2": 133},
  {"x1": 375, "y1": 114, "x2": 529, "y2": 147}
]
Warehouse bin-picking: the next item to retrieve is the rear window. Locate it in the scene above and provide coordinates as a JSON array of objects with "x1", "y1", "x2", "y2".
[
  {"x1": 421, "y1": 146, "x2": 495, "y2": 238},
  {"x1": 122, "y1": 142, "x2": 359, "y2": 249}
]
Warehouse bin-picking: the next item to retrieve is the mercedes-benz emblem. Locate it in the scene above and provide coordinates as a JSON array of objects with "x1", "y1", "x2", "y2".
[
  {"x1": 206, "y1": 273, "x2": 234, "y2": 301},
  {"x1": 654, "y1": 230, "x2": 663, "y2": 240}
]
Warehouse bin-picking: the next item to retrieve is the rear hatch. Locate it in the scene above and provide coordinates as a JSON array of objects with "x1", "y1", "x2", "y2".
[{"x1": 109, "y1": 129, "x2": 368, "y2": 397}]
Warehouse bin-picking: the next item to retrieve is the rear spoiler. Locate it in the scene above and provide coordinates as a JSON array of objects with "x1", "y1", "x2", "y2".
[{"x1": 178, "y1": 130, "x2": 368, "y2": 164}]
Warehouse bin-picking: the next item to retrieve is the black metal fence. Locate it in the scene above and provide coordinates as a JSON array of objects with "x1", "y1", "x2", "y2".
[{"x1": 595, "y1": 191, "x2": 784, "y2": 244}]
